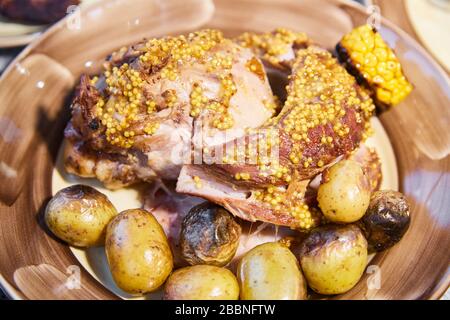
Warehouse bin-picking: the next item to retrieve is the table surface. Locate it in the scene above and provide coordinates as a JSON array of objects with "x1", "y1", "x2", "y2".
[{"x1": 0, "y1": 0, "x2": 448, "y2": 300}]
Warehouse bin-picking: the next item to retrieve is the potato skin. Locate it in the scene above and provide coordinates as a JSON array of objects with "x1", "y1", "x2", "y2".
[
  {"x1": 237, "y1": 242, "x2": 307, "y2": 300},
  {"x1": 317, "y1": 160, "x2": 371, "y2": 223},
  {"x1": 180, "y1": 202, "x2": 241, "y2": 266},
  {"x1": 105, "y1": 209, "x2": 173, "y2": 294},
  {"x1": 45, "y1": 184, "x2": 118, "y2": 247},
  {"x1": 164, "y1": 265, "x2": 239, "y2": 300},
  {"x1": 299, "y1": 224, "x2": 367, "y2": 295},
  {"x1": 360, "y1": 190, "x2": 410, "y2": 252}
]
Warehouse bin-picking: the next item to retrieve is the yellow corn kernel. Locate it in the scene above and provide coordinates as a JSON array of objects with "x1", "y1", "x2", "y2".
[{"x1": 338, "y1": 24, "x2": 413, "y2": 106}]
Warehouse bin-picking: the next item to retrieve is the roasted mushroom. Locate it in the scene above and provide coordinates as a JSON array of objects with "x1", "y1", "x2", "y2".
[
  {"x1": 180, "y1": 202, "x2": 241, "y2": 266},
  {"x1": 360, "y1": 190, "x2": 410, "y2": 252}
]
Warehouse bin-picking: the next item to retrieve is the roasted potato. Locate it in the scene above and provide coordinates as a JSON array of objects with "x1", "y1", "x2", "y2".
[
  {"x1": 317, "y1": 160, "x2": 371, "y2": 223},
  {"x1": 164, "y1": 265, "x2": 239, "y2": 300},
  {"x1": 238, "y1": 242, "x2": 307, "y2": 300},
  {"x1": 105, "y1": 209, "x2": 173, "y2": 294},
  {"x1": 180, "y1": 202, "x2": 241, "y2": 266},
  {"x1": 45, "y1": 184, "x2": 118, "y2": 247},
  {"x1": 299, "y1": 224, "x2": 367, "y2": 295},
  {"x1": 360, "y1": 190, "x2": 410, "y2": 252}
]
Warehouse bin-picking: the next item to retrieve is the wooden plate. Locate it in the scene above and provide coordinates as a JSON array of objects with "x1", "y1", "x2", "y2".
[{"x1": 0, "y1": 0, "x2": 448, "y2": 300}]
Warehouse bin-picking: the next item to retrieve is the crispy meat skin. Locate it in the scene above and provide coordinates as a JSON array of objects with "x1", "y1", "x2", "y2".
[
  {"x1": 65, "y1": 76, "x2": 152, "y2": 188},
  {"x1": 0, "y1": 0, "x2": 79, "y2": 24}
]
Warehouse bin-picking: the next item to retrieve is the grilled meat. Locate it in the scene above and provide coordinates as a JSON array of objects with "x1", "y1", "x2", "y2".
[
  {"x1": 65, "y1": 30, "x2": 276, "y2": 188},
  {"x1": 176, "y1": 45, "x2": 375, "y2": 229},
  {"x1": 181, "y1": 46, "x2": 375, "y2": 188},
  {"x1": 65, "y1": 29, "x2": 378, "y2": 230}
]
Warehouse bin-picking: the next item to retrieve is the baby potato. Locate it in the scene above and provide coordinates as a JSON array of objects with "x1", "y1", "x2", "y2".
[
  {"x1": 237, "y1": 242, "x2": 307, "y2": 300},
  {"x1": 164, "y1": 265, "x2": 239, "y2": 300},
  {"x1": 360, "y1": 190, "x2": 410, "y2": 252},
  {"x1": 45, "y1": 184, "x2": 118, "y2": 247},
  {"x1": 317, "y1": 160, "x2": 371, "y2": 223},
  {"x1": 299, "y1": 224, "x2": 367, "y2": 295},
  {"x1": 105, "y1": 209, "x2": 173, "y2": 294}
]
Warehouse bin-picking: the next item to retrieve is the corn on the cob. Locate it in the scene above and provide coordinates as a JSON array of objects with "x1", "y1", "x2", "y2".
[{"x1": 336, "y1": 24, "x2": 412, "y2": 107}]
